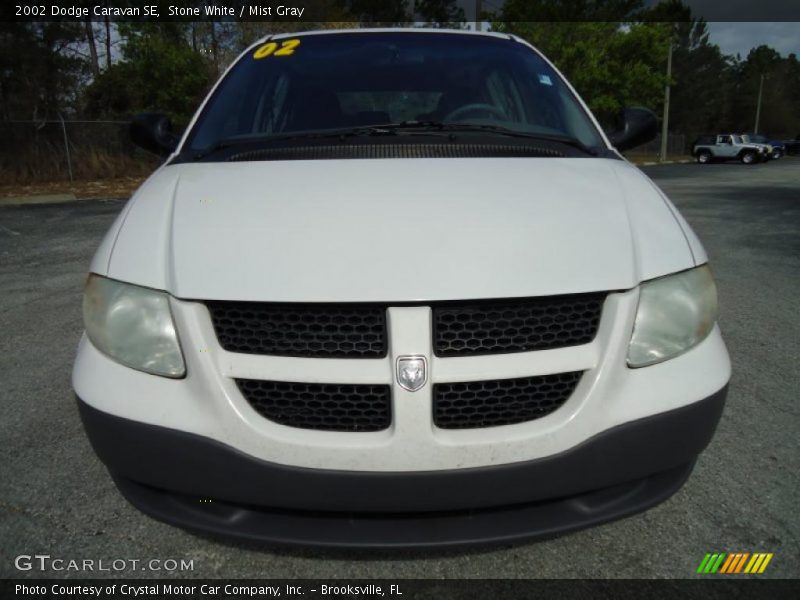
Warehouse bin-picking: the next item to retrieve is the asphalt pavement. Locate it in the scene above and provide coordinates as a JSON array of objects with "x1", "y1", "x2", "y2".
[{"x1": 1, "y1": 157, "x2": 798, "y2": 579}]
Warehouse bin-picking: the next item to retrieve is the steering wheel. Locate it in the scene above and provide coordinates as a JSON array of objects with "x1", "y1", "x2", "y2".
[{"x1": 444, "y1": 103, "x2": 507, "y2": 122}]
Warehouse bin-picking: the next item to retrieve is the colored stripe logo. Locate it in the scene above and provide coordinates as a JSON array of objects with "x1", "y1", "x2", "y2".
[{"x1": 697, "y1": 552, "x2": 773, "y2": 574}]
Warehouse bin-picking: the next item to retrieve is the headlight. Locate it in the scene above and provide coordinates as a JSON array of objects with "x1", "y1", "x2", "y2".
[
  {"x1": 627, "y1": 265, "x2": 718, "y2": 368},
  {"x1": 82, "y1": 274, "x2": 185, "y2": 377}
]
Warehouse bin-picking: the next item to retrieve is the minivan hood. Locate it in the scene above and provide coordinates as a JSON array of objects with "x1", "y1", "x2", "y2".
[{"x1": 102, "y1": 158, "x2": 698, "y2": 302}]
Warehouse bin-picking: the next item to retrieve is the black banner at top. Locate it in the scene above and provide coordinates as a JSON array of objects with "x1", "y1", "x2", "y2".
[{"x1": 3, "y1": 0, "x2": 800, "y2": 23}]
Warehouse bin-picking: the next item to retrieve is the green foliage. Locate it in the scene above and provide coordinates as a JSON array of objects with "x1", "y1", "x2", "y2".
[
  {"x1": 414, "y1": 0, "x2": 466, "y2": 26},
  {"x1": 336, "y1": 0, "x2": 411, "y2": 24},
  {"x1": 731, "y1": 46, "x2": 800, "y2": 136},
  {"x1": 496, "y1": 21, "x2": 670, "y2": 124},
  {"x1": 84, "y1": 24, "x2": 214, "y2": 125},
  {"x1": 0, "y1": 22, "x2": 88, "y2": 120},
  {"x1": 499, "y1": 0, "x2": 644, "y2": 21},
  {"x1": 4, "y1": 0, "x2": 799, "y2": 149},
  {"x1": 494, "y1": 1, "x2": 800, "y2": 140},
  {"x1": 663, "y1": 19, "x2": 736, "y2": 137}
]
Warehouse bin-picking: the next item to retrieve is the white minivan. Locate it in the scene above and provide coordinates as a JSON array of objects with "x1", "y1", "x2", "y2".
[{"x1": 74, "y1": 29, "x2": 730, "y2": 548}]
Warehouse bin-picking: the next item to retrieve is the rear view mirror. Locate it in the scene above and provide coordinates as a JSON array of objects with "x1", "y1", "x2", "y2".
[
  {"x1": 606, "y1": 107, "x2": 658, "y2": 152},
  {"x1": 130, "y1": 113, "x2": 179, "y2": 156}
]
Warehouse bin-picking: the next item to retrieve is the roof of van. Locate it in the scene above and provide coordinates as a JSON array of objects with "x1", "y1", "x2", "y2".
[{"x1": 259, "y1": 28, "x2": 514, "y2": 44}]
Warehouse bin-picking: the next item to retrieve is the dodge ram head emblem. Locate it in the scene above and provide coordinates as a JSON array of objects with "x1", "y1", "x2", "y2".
[{"x1": 396, "y1": 356, "x2": 427, "y2": 392}]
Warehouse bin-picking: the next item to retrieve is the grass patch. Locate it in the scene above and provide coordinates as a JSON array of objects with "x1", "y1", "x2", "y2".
[{"x1": 0, "y1": 142, "x2": 157, "y2": 186}]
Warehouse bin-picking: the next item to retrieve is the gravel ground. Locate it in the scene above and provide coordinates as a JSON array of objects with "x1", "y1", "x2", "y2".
[{"x1": 1, "y1": 158, "x2": 798, "y2": 579}]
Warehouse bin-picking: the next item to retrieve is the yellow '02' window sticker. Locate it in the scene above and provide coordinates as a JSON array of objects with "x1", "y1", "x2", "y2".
[{"x1": 253, "y1": 39, "x2": 301, "y2": 59}]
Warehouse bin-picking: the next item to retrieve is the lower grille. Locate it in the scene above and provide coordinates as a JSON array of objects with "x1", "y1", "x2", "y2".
[
  {"x1": 434, "y1": 372, "x2": 582, "y2": 429},
  {"x1": 236, "y1": 379, "x2": 391, "y2": 432}
]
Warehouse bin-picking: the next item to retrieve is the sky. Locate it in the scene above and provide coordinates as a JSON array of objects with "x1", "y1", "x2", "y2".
[
  {"x1": 705, "y1": 22, "x2": 799, "y2": 59},
  {"x1": 458, "y1": 1, "x2": 800, "y2": 59}
]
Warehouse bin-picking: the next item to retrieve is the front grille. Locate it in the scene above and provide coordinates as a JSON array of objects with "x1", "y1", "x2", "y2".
[
  {"x1": 432, "y1": 293, "x2": 606, "y2": 357},
  {"x1": 433, "y1": 372, "x2": 582, "y2": 429},
  {"x1": 236, "y1": 379, "x2": 391, "y2": 432},
  {"x1": 206, "y1": 302, "x2": 387, "y2": 358}
]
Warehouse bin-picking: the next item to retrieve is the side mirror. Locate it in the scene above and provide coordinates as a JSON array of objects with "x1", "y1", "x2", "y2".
[
  {"x1": 130, "y1": 113, "x2": 179, "y2": 156},
  {"x1": 606, "y1": 107, "x2": 658, "y2": 152}
]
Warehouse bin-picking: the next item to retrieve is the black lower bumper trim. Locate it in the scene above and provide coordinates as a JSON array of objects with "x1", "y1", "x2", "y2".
[
  {"x1": 113, "y1": 462, "x2": 694, "y2": 549},
  {"x1": 77, "y1": 386, "x2": 726, "y2": 548}
]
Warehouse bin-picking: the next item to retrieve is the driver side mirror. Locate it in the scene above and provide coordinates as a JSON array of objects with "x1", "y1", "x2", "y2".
[
  {"x1": 606, "y1": 107, "x2": 658, "y2": 152},
  {"x1": 130, "y1": 113, "x2": 179, "y2": 156}
]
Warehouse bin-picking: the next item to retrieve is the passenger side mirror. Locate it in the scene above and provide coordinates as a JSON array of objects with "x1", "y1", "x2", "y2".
[
  {"x1": 606, "y1": 107, "x2": 658, "y2": 152},
  {"x1": 130, "y1": 113, "x2": 179, "y2": 156}
]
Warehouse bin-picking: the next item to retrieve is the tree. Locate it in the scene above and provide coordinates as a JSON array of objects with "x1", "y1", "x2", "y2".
[
  {"x1": 84, "y1": 23, "x2": 214, "y2": 124},
  {"x1": 0, "y1": 22, "x2": 88, "y2": 120},
  {"x1": 498, "y1": 0, "x2": 643, "y2": 21},
  {"x1": 84, "y1": 19, "x2": 100, "y2": 78},
  {"x1": 414, "y1": 0, "x2": 465, "y2": 26},
  {"x1": 664, "y1": 19, "x2": 736, "y2": 140},
  {"x1": 336, "y1": 0, "x2": 412, "y2": 24},
  {"x1": 731, "y1": 46, "x2": 799, "y2": 137},
  {"x1": 493, "y1": 20, "x2": 669, "y2": 124}
]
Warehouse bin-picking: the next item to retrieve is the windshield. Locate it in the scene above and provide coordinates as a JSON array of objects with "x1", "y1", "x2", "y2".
[{"x1": 183, "y1": 32, "x2": 605, "y2": 154}]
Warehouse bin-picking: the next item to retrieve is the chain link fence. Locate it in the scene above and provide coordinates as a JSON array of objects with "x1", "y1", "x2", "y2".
[
  {"x1": 0, "y1": 119, "x2": 158, "y2": 184},
  {"x1": 1, "y1": 122, "x2": 702, "y2": 184},
  {"x1": 628, "y1": 133, "x2": 689, "y2": 160}
]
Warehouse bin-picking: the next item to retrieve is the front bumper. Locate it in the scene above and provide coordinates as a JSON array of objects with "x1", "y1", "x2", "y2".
[
  {"x1": 78, "y1": 386, "x2": 726, "y2": 548},
  {"x1": 73, "y1": 291, "x2": 731, "y2": 473}
]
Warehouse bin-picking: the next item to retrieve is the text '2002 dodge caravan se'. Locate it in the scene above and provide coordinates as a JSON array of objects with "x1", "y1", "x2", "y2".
[{"x1": 74, "y1": 29, "x2": 730, "y2": 548}]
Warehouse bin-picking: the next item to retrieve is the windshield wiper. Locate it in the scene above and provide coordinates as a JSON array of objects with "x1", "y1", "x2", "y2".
[
  {"x1": 189, "y1": 122, "x2": 597, "y2": 160},
  {"x1": 377, "y1": 121, "x2": 599, "y2": 155},
  {"x1": 191, "y1": 126, "x2": 422, "y2": 159}
]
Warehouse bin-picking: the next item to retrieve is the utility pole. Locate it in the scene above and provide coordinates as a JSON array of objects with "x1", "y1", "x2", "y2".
[
  {"x1": 660, "y1": 40, "x2": 673, "y2": 163},
  {"x1": 58, "y1": 113, "x2": 74, "y2": 183},
  {"x1": 754, "y1": 74, "x2": 765, "y2": 134},
  {"x1": 475, "y1": 0, "x2": 482, "y2": 31}
]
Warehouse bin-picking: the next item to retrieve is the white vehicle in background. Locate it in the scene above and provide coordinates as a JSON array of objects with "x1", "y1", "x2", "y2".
[
  {"x1": 741, "y1": 134, "x2": 783, "y2": 159},
  {"x1": 692, "y1": 134, "x2": 769, "y2": 164},
  {"x1": 74, "y1": 29, "x2": 730, "y2": 548}
]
